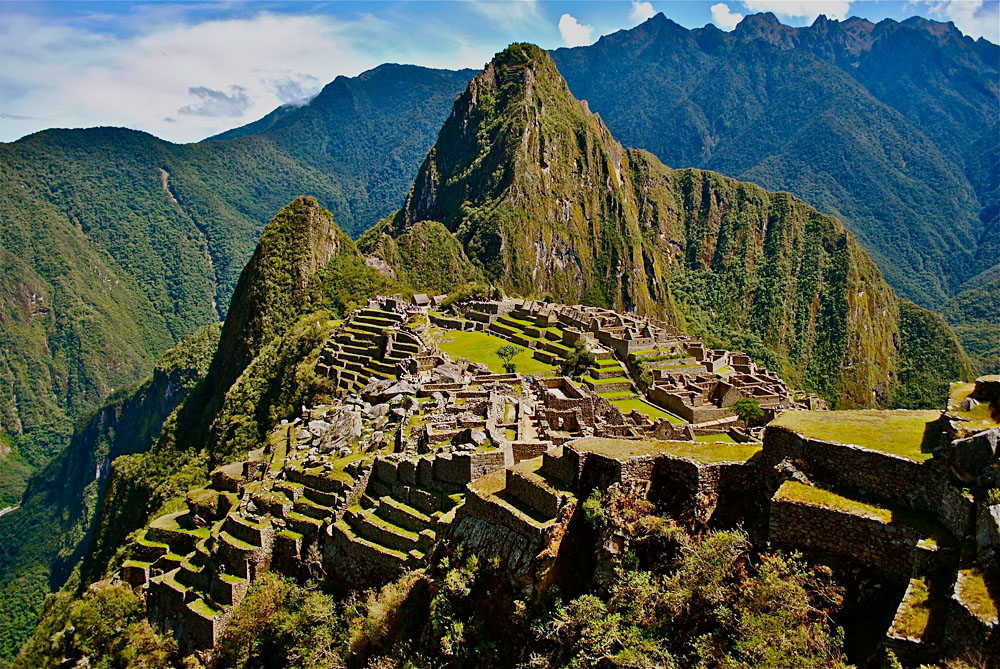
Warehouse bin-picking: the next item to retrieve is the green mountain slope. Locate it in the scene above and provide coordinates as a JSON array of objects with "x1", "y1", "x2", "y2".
[
  {"x1": 369, "y1": 43, "x2": 972, "y2": 407},
  {"x1": 0, "y1": 197, "x2": 397, "y2": 661},
  {"x1": 939, "y1": 270, "x2": 1000, "y2": 375},
  {"x1": 0, "y1": 65, "x2": 472, "y2": 504},
  {"x1": 551, "y1": 13, "x2": 997, "y2": 309},
  {"x1": 0, "y1": 323, "x2": 219, "y2": 659}
]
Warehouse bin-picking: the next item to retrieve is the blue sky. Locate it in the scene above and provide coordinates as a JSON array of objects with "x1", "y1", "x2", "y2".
[{"x1": 1, "y1": 0, "x2": 997, "y2": 143}]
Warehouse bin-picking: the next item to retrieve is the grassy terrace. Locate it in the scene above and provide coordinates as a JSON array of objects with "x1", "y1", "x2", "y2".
[
  {"x1": 958, "y1": 568, "x2": 999, "y2": 623},
  {"x1": 892, "y1": 577, "x2": 932, "y2": 640},
  {"x1": 696, "y1": 433, "x2": 738, "y2": 444},
  {"x1": 949, "y1": 382, "x2": 998, "y2": 429},
  {"x1": 771, "y1": 410, "x2": 941, "y2": 462},
  {"x1": 438, "y1": 329, "x2": 557, "y2": 375},
  {"x1": 776, "y1": 480, "x2": 893, "y2": 521},
  {"x1": 611, "y1": 398, "x2": 685, "y2": 424},
  {"x1": 582, "y1": 374, "x2": 630, "y2": 386},
  {"x1": 571, "y1": 437, "x2": 760, "y2": 463}
]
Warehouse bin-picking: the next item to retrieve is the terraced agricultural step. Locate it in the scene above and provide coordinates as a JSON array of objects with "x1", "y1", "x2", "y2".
[
  {"x1": 353, "y1": 321, "x2": 390, "y2": 336},
  {"x1": 134, "y1": 531, "x2": 170, "y2": 562},
  {"x1": 293, "y1": 496, "x2": 335, "y2": 521},
  {"x1": 331, "y1": 520, "x2": 412, "y2": 569},
  {"x1": 285, "y1": 510, "x2": 324, "y2": 537},
  {"x1": 345, "y1": 508, "x2": 424, "y2": 553},
  {"x1": 392, "y1": 341, "x2": 420, "y2": 355},
  {"x1": 302, "y1": 485, "x2": 341, "y2": 508},
  {"x1": 375, "y1": 496, "x2": 433, "y2": 533},
  {"x1": 210, "y1": 572, "x2": 248, "y2": 607}
]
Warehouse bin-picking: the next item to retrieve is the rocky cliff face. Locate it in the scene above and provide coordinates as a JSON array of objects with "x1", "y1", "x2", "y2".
[
  {"x1": 206, "y1": 196, "x2": 354, "y2": 407},
  {"x1": 373, "y1": 44, "x2": 969, "y2": 407}
]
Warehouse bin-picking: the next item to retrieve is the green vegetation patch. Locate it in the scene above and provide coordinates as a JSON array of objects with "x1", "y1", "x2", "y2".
[
  {"x1": 775, "y1": 481, "x2": 892, "y2": 522},
  {"x1": 571, "y1": 437, "x2": 759, "y2": 463},
  {"x1": 892, "y1": 577, "x2": 932, "y2": 640},
  {"x1": 958, "y1": 568, "x2": 999, "y2": 623},
  {"x1": 611, "y1": 398, "x2": 685, "y2": 424},
  {"x1": 437, "y1": 329, "x2": 557, "y2": 375},
  {"x1": 771, "y1": 410, "x2": 940, "y2": 461},
  {"x1": 583, "y1": 375, "x2": 631, "y2": 386},
  {"x1": 695, "y1": 433, "x2": 738, "y2": 444}
]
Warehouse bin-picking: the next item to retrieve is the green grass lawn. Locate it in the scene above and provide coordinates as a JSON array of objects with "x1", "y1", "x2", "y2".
[
  {"x1": 583, "y1": 374, "x2": 631, "y2": 386},
  {"x1": 571, "y1": 437, "x2": 760, "y2": 463},
  {"x1": 892, "y1": 577, "x2": 932, "y2": 640},
  {"x1": 771, "y1": 410, "x2": 940, "y2": 461},
  {"x1": 612, "y1": 398, "x2": 685, "y2": 424},
  {"x1": 695, "y1": 433, "x2": 738, "y2": 444},
  {"x1": 438, "y1": 329, "x2": 557, "y2": 375},
  {"x1": 775, "y1": 480, "x2": 892, "y2": 522},
  {"x1": 958, "y1": 568, "x2": 999, "y2": 623}
]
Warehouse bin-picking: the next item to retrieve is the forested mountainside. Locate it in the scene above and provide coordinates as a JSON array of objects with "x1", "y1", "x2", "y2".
[
  {"x1": 939, "y1": 272, "x2": 1000, "y2": 375},
  {"x1": 0, "y1": 197, "x2": 401, "y2": 660},
  {"x1": 0, "y1": 324, "x2": 219, "y2": 658},
  {"x1": 362, "y1": 43, "x2": 972, "y2": 408},
  {"x1": 0, "y1": 65, "x2": 472, "y2": 509},
  {"x1": 551, "y1": 12, "x2": 998, "y2": 311}
]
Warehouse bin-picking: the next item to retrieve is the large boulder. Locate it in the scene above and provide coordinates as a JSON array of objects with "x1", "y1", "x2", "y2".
[
  {"x1": 947, "y1": 428, "x2": 999, "y2": 485},
  {"x1": 455, "y1": 427, "x2": 488, "y2": 448},
  {"x1": 432, "y1": 363, "x2": 465, "y2": 384},
  {"x1": 313, "y1": 407, "x2": 363, "y2": 453}
]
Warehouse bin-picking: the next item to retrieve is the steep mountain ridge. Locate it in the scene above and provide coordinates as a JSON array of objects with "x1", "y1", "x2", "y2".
[
  {"x1": 366, "y1": 43, "x2": 971, "y2": 407},
  {"x1": 551, "y1": 12, "x2": 998, "y2": 309},
  {"x1": 0, "y1": 323, "x2": 219, "y2": 658}
]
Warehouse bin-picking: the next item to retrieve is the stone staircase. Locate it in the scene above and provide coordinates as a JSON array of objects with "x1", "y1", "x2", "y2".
[{"x1": 315, "y1": 308, "x2": 421, "y2": 394}]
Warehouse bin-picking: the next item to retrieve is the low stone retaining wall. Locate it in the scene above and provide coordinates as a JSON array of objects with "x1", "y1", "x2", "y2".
[
  {"x1": 942, "y1": 589, "x2": 999, "y2": 665},
  {"x1": 768, "y1": 498, "x2": 919, "y2": 579},
  {"x1": 761, "y1": 426, "x2": 943, "y2": 514}
]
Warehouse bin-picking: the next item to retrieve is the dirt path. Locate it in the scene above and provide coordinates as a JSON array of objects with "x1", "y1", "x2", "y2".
[
  {"x1": 0, "y1": 505, "x2": 19, "y2": 520},
  {"x1": 158, "y1": 168, "x2": 179, "y2": 204}
]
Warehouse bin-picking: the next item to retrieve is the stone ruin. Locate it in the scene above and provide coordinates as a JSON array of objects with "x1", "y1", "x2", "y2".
[{"x1": 112, "y1": 299, "x2": 997, "y2": 665}]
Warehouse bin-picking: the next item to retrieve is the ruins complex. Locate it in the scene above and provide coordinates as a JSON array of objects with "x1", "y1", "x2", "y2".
[{"x1": 114, "y1": 299, "x2": 999, "y2": 665}]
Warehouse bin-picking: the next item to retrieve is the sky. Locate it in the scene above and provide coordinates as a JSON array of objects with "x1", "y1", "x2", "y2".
[{"x1": 1, "y1": 0, "x2": 997, "y2": 144}]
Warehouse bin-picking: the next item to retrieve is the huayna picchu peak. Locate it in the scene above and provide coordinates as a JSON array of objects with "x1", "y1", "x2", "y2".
[
  {"x1": 1, "y1": 11, "x2": 997, "y2": 669},
  {"x1": 360, "y1": 43, "x2": 971, "y2": 410}
]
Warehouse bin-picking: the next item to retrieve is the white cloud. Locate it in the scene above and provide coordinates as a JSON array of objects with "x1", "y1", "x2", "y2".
[
  {"x1": 0, "y1": 10, "x2": 501, "y2": 143},
  {"x1": 740, "y1": 1, "x2": 853, "y2": 21},
  {"x1": 711, "y1": 3, "x2": 745, "y2": 30},
  {"x1": 909, "y1": 0, "x2": 1000, "y2": 41},
  {"x1": 630, "y1": 1, "x2": 657, "y2": 23},
  {"x1": 558, "y1": 13, "x2": 594, "y2": 47}
]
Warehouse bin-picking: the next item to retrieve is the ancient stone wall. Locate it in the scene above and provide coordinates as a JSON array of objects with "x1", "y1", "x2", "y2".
[
  {"x1": 761, "y1": 426, "x2": 943, "y2": 513},
  {"x1": 768, "y1": 498, "x2": 919, "y2": 579},
  {"x1": 941, "y1": 593, "x2": 999, "y2": 665}
]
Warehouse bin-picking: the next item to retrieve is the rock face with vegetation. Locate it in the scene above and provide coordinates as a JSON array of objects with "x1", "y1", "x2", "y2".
[
  {"x1": 368, "y1": 43, "x2": 970, "y2": 408},
  {"x1": 0, "y1": 323, "x2": 220, "y2": 659}
]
